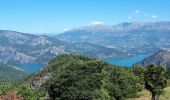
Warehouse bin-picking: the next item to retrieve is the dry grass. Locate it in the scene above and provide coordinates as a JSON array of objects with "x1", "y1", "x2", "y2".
[
  {"x1": 159, "y1": 87, "x2": 170, "y2": 100},
  {"x1": 126, "y1": 90, "x2": 150, "y2": 100},
  {"x1": 127, "y1": 87, "x2": 170, "y2": 100}
]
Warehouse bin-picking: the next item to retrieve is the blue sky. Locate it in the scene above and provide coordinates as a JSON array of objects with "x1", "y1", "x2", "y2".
[{"x1": 0, "y1": 0, "x2": 169, "y2": 33}]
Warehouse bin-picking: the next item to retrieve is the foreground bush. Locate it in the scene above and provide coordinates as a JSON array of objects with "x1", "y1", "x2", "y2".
[{"x1": 45, "y1": 54, "x2": 142, "y2": 100}]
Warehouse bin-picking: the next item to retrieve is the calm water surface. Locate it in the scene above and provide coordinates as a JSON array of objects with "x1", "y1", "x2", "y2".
[
  {"x1": 15, "y1": 64, "x2": 44, "y2": 73},
  {"x1": 107, "y1": 55, "x2": 148, "y2": 67},
  {"x1": 15, "y1": 55, "x2": 148, "y2": 73}
]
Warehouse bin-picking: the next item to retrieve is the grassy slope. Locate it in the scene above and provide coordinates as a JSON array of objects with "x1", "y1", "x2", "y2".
[{"x1": 127, "y1": 87, "x2": 170, "y2": 100}]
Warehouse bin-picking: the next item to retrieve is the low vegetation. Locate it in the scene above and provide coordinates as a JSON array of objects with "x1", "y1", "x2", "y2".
[
  {"x1": 0, "y1": 82, "x2": 44, "y2": 100},
  {"x1": 0, "y1": 54, "x2": 169, "y2": 100},
  {"x1": 0, "y1": 64, "x2": 27, "y2": 82}
]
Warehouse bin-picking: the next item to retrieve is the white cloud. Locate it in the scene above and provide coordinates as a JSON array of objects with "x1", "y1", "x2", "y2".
[
  {"x1": 151, "y1": 15, "x2": 158, "y2": 19},
  {"x1": 144, "y1": 13, "x2": 149, "y2": 17},
  {"x1": 89, "y1": 21, "x2": 104, "y2": 25},
  {"x1": 135, "y1": 10, "x2": 140, "y2": 14},
  {"x1": 145, "y1": 13, "x2": 158, "y2": 20},
  {"x1": 63, "y1": 28, "x2": 70, "y2": 32},
  {"x1": 128, "y1": 10, "x2": 159, "y2": 20},
  {"x1": 128, "y1": 16, "x2": 132, "y2": 19},
  {"x1": 128, "y1": 10, "x2": 140, "y2": 20}
]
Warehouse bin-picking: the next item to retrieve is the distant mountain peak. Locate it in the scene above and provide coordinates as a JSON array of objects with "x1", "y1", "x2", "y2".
[
  {"x1": 115, "y1": 22, "x2": 141, "y2": 26},
  {"x1": 78, "y1": 23, "x2": 111, "y2": 31},
  {"x1": 61, "y1": 21, "x2": 170, "y2": 34}
]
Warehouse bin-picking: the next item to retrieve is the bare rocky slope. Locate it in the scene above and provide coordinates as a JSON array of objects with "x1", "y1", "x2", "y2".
[{"x1": 0, "y1": 30, "x2": 125, "y2": 64}]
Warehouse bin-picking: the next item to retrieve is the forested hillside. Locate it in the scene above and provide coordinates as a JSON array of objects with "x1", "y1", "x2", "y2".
[
  {"x1": 0, "y1": 54, "x2": 143, "y2": 99},
  {"x1": 0, "y1": 54, "x2": 168, "y2": 100},
  {"x1": 0, "y1": 64, "x2": 27, "y2": 82},
  {"x1": 22, "y1": 54, "x2": 142, "y2": 99}
]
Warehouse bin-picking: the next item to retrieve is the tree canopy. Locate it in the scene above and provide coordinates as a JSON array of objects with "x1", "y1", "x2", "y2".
[
  {"x1": 45, "y1": 54, "x2": 142, "y2": 100},
  {"x1": 144, "y1": 64, "x2": 167, "y2": 100}
]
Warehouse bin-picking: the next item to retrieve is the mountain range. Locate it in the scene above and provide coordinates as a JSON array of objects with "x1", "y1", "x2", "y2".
[
  {"x1": 56, "y1": 21, "x2": 170, "y2": 56},
  {"x1": 1, "y1": 21, "x2": 170, "y2": 64},
  {"x1": 0, "y1": 30, "x2": 125, "y2": 64}
]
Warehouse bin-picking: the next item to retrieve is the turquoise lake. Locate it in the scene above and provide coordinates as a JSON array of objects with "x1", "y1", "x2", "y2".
[
  {"x1": 15, "y1": 64, "x2": 45, "y2": 73},
  {"x1": 107, "y1": 55, "x2": 147, "y2": 67},
  {"x1": 15, "y1": 55, "x2": 148, "y2": 73}
]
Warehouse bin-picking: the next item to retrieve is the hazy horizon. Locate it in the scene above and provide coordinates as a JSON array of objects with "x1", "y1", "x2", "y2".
[{"x1": 1, "y1": 21, "x2": 170, "y2": 35}]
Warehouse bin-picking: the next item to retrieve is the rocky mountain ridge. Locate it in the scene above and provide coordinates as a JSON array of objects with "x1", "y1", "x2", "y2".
[
  {"x1": 0, "y1": 30, "x2": 125, "y2": 64},
  {"x1": 56, "y1": 21, "x2": 170, "y2": 56}
]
